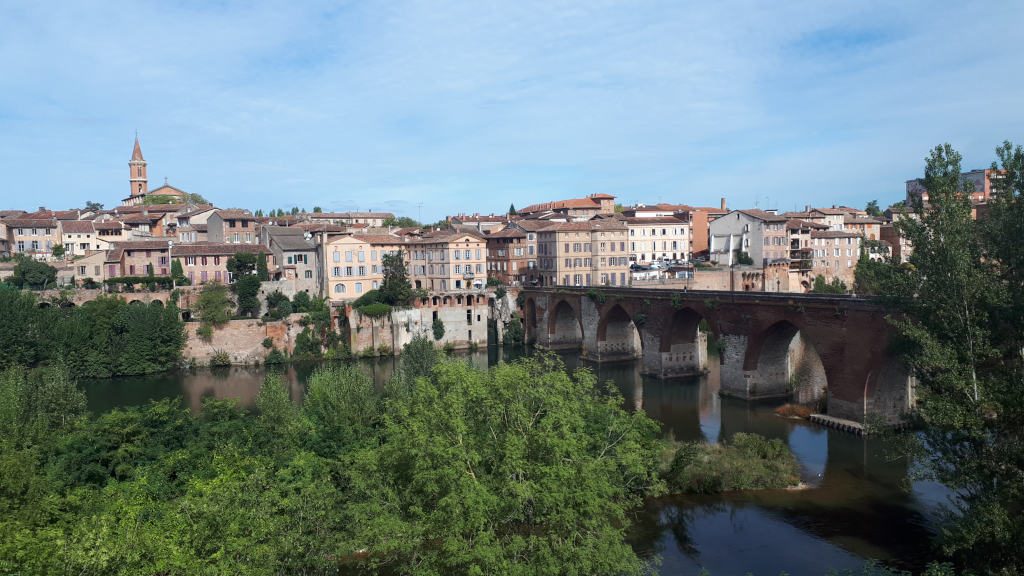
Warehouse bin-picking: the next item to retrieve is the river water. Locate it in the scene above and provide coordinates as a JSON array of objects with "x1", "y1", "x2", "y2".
[{"x1": 81, "y1": 347, "x2": 944, "y2": 576}]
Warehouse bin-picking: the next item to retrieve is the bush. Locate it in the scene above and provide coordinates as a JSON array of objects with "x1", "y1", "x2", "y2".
[
  {"x1": 264, "y1": 290, "x2": 292, "y2": 320},
  {"x1": 734, "y1": 251, "x2": 754, "y2": 265},
  {"x1": 262, "y1": 337, "x2": 274, "y2": 349},
  {"x1": 586, "y1": 288, "x2": 606, "y2": 305},
  {"x1": 432, "y1": 317, "x2": 445, "y2": 340},
  {"x1": 209, "y1": 350, "x2": 232, "y2": 367},
  {"x1": 197, "y1": 324, "x2": 213, "y2": 342},
  {"x1": 664, "y1": 433, "x2": 799, "y2": 494},
  {"x1": 486, "y1": 277, "x2": 502, "y2": 287},
  {"x1": 291, "y1": 291, "x2": 312, "y2": 313},
  {"x1": 352, "y1": 289, "x2": 381, "y2": 308},
  {"x1": 264, "y1": 348, "x2": 287, "y2": 365},
  {"x1": 495, "y1": 285, "x2": 507, "y2": 300},
  {"x1": 356, "y1": 302, "x2": 392, "y2": 317}
]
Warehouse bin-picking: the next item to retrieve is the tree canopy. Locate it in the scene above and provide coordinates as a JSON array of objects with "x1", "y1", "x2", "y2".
[
  {"x1": 4, "y1": 257, "x2": 57, "y2": 290},
  {"x1": 0, "y1": 345, "x2": 665, "y2": 575}
]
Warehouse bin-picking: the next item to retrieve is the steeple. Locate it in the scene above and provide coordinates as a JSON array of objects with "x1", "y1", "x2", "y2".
[
  {"x1": 131, "y1": 132, "x2": 144, "y2": 161},
  {"x1": 129, "y1": 133, "x2": 148, "y2": 200}
]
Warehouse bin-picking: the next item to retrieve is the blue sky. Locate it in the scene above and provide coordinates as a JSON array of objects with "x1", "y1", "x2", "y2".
[{"x1": 1, "y1": 1, "x2": 1021, "y2": 221}]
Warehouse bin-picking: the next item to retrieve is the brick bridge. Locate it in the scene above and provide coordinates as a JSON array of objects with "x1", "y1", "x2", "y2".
[{"x1": 520, "y1": 287, "x2": 912, "y2": 425}]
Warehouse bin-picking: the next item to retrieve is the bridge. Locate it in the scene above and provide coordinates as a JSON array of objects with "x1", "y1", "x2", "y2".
[{"x1": 519, "y1": 287, "x2": 912, "y2": 425}]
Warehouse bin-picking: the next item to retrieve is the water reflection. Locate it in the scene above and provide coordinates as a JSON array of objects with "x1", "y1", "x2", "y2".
[{"x1": 80, "y1": 347, "x2": 939, "y2": 575}]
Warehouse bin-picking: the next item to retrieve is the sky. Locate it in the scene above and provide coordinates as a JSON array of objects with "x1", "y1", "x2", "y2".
[{"x1": 1, "y1": 1, "x2": 1021, "y2": 222}]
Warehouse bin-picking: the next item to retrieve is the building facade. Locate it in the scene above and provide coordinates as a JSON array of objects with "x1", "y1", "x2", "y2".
[
  {"x1": 535, "y1": 220, "x2": 630, "y2": 287},
  {"x1": 708, "y1": 210, "x2": 789, "y2": 266},
  {"x1": 623, "y1": 216, "x2": 691, "y2": 264}
]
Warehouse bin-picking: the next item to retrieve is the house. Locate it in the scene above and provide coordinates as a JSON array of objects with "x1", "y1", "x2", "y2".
[
  {"x1": 407, "y1": 230, "x2": 487, "y2": 291},
  {"x1": 623, "y1": 215, "x2": 691, "y2": 264},
  {"x1": 535, "y1": 220, "x2": 630, "y2": 287},
  {"x1": 172, "y1": 243, "x2": 268, "y2": 285},
  {"x1": 708, "y1": 210, "x2": 789, "y2": 266},
  {"x1": 516, "y1": 193, "x2": 616, "y2": 220},
  {"x1": 322, "y1": 233, "x2": 405, "y2": 300},
  {"x1": 308, "y1": 211, "x2": 394, "y2": 227},
  {"x1": 60, "y1": 220, "x2": 112, "y2": 257},
  {"x1": 808, "y1": 231, "x2": 861, "y2": 289},
  {"x1": 485, "y1": 228, "x2": 532, "y2": 285},
  {"x1": 105, "y1": 239, "x2": 173, "y2": 278},
  {"x1": 207, "y1": 209, "x2": 258, "y2": 244},
  {"x1": 261, "y1": 226, "x2": 319, "y2": 295},
  {"x1": 5, "y1": 218, "x2": 61, "y2": 260}
]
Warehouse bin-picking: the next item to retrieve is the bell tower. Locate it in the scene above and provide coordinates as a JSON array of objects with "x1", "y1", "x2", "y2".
[{"x1": 129, "y1": 134, "x2": 148, "y2": 199}]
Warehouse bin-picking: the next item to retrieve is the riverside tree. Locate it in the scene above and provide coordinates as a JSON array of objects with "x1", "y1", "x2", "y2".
[{"x1": 872, "y1": 142, "x2": 1024, "y2": 574}]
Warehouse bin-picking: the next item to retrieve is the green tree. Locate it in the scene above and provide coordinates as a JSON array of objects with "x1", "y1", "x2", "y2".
[
  {"x1": 342, "y1": 355, "x2": 664, "y2": 574},
  {"x1": 256, "y1": 254, "x2": 269, "y2": 281},
  {"x1": 810, "y1": 275, "x2": 847, "y2": 294},
  {"x1": 7, "y1": 257, "x2": 57, "y2": 290},
  {"x1": 196, "y1": 282, "x2": 232, "y2": 328},
  {"x1": 264, "y1": 290, "x2": 292, "y2": 320},
  {"x1": 312, "y1": 206, "x2": 323, "y2": 213},
  {"x1": 51, "y1": 244, "x2": 64, "y2": 259},
  {"x1": 170, "y1": 258, "x2": 188, "y2": 285},
  {"x1": 382, "y1": 215, "x2": 420, "y2": 228},
  {"x1": 432, "y1": 317, "x2": 445, "y2": 341},
  {"x1": 83, "y1": 200, "x2": 104, "y2": 211},
  {"x1": 883, "y1": 143, "x2": 1023, "y2": 573},
  {"x1": 380, "y1": 250, "x2": 412, "y2": 306},
  {"x1": 234, "y1": 275, "x2": 261, "y2": 318},
  {"x1": 508, "y1": 203, "x2": 517, "y2": 216},
  {"x1": 226, "y1": 252, "x2": 258, "y2": 276},
  {"x1": 865, "y1": 199, "x2": 882, "y2": 217}
]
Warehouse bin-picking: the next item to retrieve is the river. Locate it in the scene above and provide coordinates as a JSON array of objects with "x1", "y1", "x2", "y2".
[{"x1": 80, "y1": 346, "x2": 944, "y2": 576}]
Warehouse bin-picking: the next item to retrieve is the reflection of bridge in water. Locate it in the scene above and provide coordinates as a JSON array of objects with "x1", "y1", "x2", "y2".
[{"x1": 521, "y1": 287, "x2": 913, "y2": 425}]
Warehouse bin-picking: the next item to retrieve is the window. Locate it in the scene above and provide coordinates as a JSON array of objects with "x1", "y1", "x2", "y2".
[
  {"x1": 358, "y1": 251, "x2": 365, "y2": 262},
  {"x1": 305, "y1": 270, "x2": 313, "y2": 279},
  {"x1": 345, "y1": 266, "x2": 353, "y2": 276},
  {"x1": 355, "y1": 282, "x2": 363, "y2": 293},
  {"x1": 185, "y1": 256, "x2": 196, "y2": 266},
  {"x1": 333, "y1": 251, "x2": 341, "y2": 263},
  {"x1": 358, "y1": 266, "x2": 366, "y2": 276},
  {"x1": 372, "y1": 280, "x2": 378, "y2": 289},
  {"x1": 346, "y1": 251, "x2": 353, "y2": 262},
  {"x1": 334, "y1": 284, "x2": 345, "y2": 294}
]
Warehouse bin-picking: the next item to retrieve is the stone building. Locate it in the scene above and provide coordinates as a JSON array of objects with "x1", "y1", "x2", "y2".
[
  {"x1": 623, "y1": 215, "x2": 691, "y2": 264},
  {"x1": 516, "y1": 193, "x2": 616, "y2": 220},
  {"x1": 485, "y1": 227, "x2": 533, "y2": 285},
  {"x1": 207, "y1": 209, "x2": 258, "y2": 244},
  {"x1": 809, "y1": 230, "x2": 861, "y2": 288},
  {"x1": 172, "y1": 243, "x2": 268, "y2": 285},
  {"x1": 535, "y1": 220, "x2": 630, "y2": 287},
  {"x1": 261, "y1": 226, "x2": 320, "y2": 296},
  {"x1": 5, "y1": 218, "x2": 61, "y2": 260}
]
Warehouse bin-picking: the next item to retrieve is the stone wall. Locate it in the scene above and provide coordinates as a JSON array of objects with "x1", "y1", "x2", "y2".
[
  {"x1": 182, "y1": 313, "x2": 304, "y2": 365},
  {"x1": 345, "y1": 297, "x2": 493, "y2": 355}
]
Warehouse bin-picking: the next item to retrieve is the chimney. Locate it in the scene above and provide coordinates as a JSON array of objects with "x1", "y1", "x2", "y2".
[{"x1": 720, "y1": 198, "x2": 727, "y2": 211}]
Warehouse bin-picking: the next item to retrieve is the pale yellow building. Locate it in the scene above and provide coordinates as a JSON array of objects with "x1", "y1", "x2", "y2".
[
  {"x1": 536, "y1": 220, "x2": 630, "y2": 287},
  {"x1": 623, "y1": 215, "x2": 691, "y2": 264}
]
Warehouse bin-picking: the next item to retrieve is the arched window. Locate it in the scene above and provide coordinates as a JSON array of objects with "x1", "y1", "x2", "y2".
[{"x1": 334, "y1": 284, "x2": 345, "y2": 294}]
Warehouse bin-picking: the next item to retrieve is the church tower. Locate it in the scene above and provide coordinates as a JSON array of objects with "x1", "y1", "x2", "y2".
[{"x1": 129, "y1": 134, "x2": 148, "y2": 199}]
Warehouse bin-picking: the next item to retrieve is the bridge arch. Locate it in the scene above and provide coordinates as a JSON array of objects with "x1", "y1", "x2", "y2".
[
  {"x1": 595, "y1": 303, "x2": 643, "y2": 361},
  {"x1": 547, "y1": 299, "x2": 582, "y2": 349},
  {"x1": 744, "y1": 320, "x2": 828, "y2": 402},
  {"x1": 864, "y1": 356, "x2": 914, "y2": 425},
  {"x1": 657, "y1": 307, "x2": 710, "y2": 376}
]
